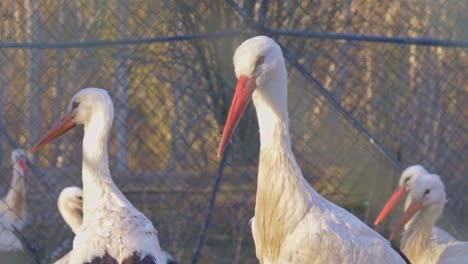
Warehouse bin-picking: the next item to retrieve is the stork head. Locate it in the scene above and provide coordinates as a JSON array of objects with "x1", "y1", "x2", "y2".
[
  {"x1": 11, "y1": 149, "x2": 28, "y2": 176},
  {"x1": 232, "y1": 36, "x2": 285, "y2": 88},
  {"x1": 374, "y1": 164, "x2": 428, "y2": 226},
  {"x1": 218, "y1": 36, "x2": 287, "y2": 157},
  {"x1": 389, "y1": 173, "x2": 446, "y2": 240},
  {"x1": 31, "y1": 88, "x2": 113, "y2": 151},
  {"x1": 398, "y1": 165, "x2": 428, "y2": 190},
  {"x1": 58, "y1": 186, "x2": 83, "y2": 212}
]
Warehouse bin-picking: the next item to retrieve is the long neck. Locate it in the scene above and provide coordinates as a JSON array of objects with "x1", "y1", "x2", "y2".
[
  {"x1": 81, "y1": 111, "x2": 129, "y2": 214},
  {"x1": 252, "y1": 78, "x2": 316, "y2": 261},
  {"x1": 253, "y1": 77, "x2": 289, "y2": 148},
  {"x1": 401, "y1": 203, "x2": 444, "y2": 259},
  {"x1": 4, "y1": 164, "x2": 26, "y2": 221}
]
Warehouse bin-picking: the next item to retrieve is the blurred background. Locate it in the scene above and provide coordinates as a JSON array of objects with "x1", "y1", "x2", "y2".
[{"x1": 0, "y1": 0, "x2": 466, "y2": 263}]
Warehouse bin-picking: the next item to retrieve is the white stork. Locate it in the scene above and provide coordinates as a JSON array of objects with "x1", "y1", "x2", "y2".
[
  {"x1": 388, "y1": 173, "x2": 468, "y2": 263},
  {"x1": 217, "y1": 36, "x2": 408, "y2": 263},
  {"x1": 375, "y1": 165, "x2": 454, "y2": 242},
  {"x1": 32, "y1": 88, "x2": 169, "y2": 264},
  {"x1": 0, "y1": 149, "x2": 28, "y2": 251},
  {"x1": 58, "y1": 186, "x2": 83, "y2": 235},
  {"x1": 53, "y1": 186, "x2": 83, "y2": 264},
  {"x1": 53, "y1": 186, "x2": 176, "y2": 264}
]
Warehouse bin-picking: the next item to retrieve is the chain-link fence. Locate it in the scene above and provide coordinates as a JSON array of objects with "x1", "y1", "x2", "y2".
[{"x1": 0, "y1": 0, "x2": 466, "y2": 263}]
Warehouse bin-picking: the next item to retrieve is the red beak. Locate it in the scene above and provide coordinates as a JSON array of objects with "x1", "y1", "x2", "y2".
[
  {"x1": 389, "y1": 198, "x2": 423, "y2": 241},
  {"x1": 374, "y1": 186, "x2": 406, "y2": 226},
  {"x1": 18, "y1": 159, "x2": 29, "y2": 174},
  {"x1": 31, "y1": 113, "x2": 76, "y2": 152},
  {"x1": 217, "y1": 74, "x2": 256, "y2": 157}
]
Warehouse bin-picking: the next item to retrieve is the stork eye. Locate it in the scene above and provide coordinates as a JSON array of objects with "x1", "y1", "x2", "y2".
[
  {"x1": 72, "y1": 101, "x2": 80, "y2": 110},
  {"x1": 255, "y1": 56, "x2": 265, "y2": 69},
  {"x1": 404, "y1": 176, "x2": 411, "y2": 184},
  {"x1": 423, "y1": 189, "x2": 430, "y2": 195}
]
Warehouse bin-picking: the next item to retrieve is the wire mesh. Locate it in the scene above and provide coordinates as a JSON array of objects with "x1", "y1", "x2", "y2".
[{"x1": 0, "y1": 0, "x2": 466, "y2": 263}]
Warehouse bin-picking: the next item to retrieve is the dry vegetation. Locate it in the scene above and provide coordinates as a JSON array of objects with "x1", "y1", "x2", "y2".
[{"x1": 0, "y1": 0, "x2": 466, "y2": 263}]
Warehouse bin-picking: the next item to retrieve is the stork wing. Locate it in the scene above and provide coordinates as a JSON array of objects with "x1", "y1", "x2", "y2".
[
  {"x1": 277, "y1": 201, "x2": 407, "y2": 263},
  {"x1": 438, "y1": 241, "x2": 468, "y2": 264},
  {"x1": 433, "y1": 226, "x2": 455, "y2": 244}
]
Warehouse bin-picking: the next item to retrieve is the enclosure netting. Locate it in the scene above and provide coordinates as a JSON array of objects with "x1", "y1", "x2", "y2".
[{"x1": 0, "y1": 0, "x2": 466, "y2": 263}]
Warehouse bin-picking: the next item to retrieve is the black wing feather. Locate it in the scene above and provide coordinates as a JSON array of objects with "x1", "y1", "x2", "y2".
[
  {"x1": 391, "y1": 244, "x2": 412, "y2": 264},
  {"x1": 122, "y1": 252, "x2": 157, "y2": 264},
  {"x1": 84, "y1": 252, "x2": 118, "y2": 264}
]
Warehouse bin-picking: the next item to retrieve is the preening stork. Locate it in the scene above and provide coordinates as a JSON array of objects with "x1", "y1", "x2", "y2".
[
  {"x1": 0, "y1": 149, "x2": 28, "y2": 251},
  {"x1": 375, "y1": 165, "x2": 455, "y2": 243},
  {"x1": 54, "y1": 186, "x2": 176, "y2": 264},
  {"x1": 388, "y1": 173, "x2": 468, "y2": 263},
  {"x1": 217, "y1": 36, "x2": 408, "y2": 263},
  {"x1": 32, "y1": 88, "x2": 170, "y2": 264}
]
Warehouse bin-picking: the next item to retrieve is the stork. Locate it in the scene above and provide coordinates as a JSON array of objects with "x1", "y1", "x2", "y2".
[
  {"x1": 58, "y1": 186, "x2": 83, "y2": 235},
  {"x1": 53, "y1": 186, "x2": 176, "y2": 264},
  {"x1": 32, "y1": 88, "x2": 170, "y2": 264},
  {"x1": 217, "y1": 36, "x2": 408, "y2": 263},
  {"x1": 53, "y1": 186, "x2": 82, "y2": 264},
  {"x1": 375, "y1": 165, "x2": 454, "y2": 242},
  {"x1": 388, "y1": 173, "x2": 468, "y2": 263},
  {"x1": 0, "y1": 149, "x2": 28, "y2": 251}
]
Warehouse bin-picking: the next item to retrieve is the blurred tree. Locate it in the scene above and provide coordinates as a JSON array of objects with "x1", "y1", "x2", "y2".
[
  {"x1": 25, "y1": 0, "x2": 44, "y2": 160},
  {"x1": 53, "y1": 0, "x2": 66, "y2": 163}
]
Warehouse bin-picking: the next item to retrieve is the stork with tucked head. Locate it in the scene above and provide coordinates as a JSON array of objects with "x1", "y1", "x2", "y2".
[
  {"x1": 57, "y1": 186, "x2": 83, "y2": 235},
  {"x1": 218, "y1": 36, "x2": 408, "y2": 263},
  {"x1": 53, "y1": 186, "x2": 83, "y2": 264},
  {"x1": 32, "y1": 88, "x2": 170, "y2": 264},
  {"x1": 375, "y1": 165, "x2": 455, "y2": 242},
  {"x1": 53, "y1": 186, "x2": 176, "y2": 264},
  {"x1": 388, "y1": 173, "x2": 468, "y2": 263},
  {"x1": 0, "y1": 149, "x2": 29, "y2": 251}
]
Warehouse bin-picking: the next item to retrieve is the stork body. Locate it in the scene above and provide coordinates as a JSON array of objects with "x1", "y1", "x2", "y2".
[
  {"x1": 218, "y1": 36, "x2": 406, "y2": 264},
  {"x1": 32, "y1": 88, "x2": 168, "y2": 264},
  {"x1": 54, "y1": 186, "x2": 176, "y2": 264},
  {"x1": 0, "y1": 149, "x2": 28, "y2": 251},
  {"x1": 389, "y1": 173, "x2": 468, "y2": 263}
]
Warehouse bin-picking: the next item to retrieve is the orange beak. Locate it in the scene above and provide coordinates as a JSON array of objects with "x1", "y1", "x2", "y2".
[
  {"x1": 389, "y1": 198, "x2": 423, "y2": 241},
  {"x1": 217, "y1": 74, "x2": 256, "y2": 157},
  {"x1": 374, "y1": 186, "x2": 406, "y2": 226},
  {"x1": 31, "y1": 113, "x2": 76, "y2": 152},
  {"x1": 18, "y1": 159, "x2": 29, "y2": 174}
]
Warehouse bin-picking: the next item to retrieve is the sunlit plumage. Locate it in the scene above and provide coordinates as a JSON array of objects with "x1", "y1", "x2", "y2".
[
  {"x1": 218, "y1": 36, "x2": 407, "y2": 264},
  {"x1": 32, "y1": 88, "x2": 169, "y2": 264},
  {"x1": 53, "y1": 186, "x2": 176, "y2": 264}
]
